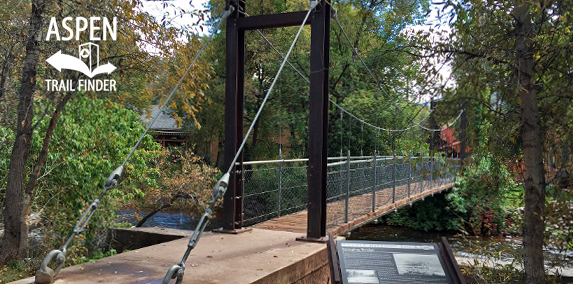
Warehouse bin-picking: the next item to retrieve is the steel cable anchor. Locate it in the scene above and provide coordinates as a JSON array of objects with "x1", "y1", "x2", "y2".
[{"x1": 35, "y1": 166, "x2": 123, "y2": 284}]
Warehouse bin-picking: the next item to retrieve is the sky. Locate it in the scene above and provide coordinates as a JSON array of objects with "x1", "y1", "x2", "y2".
[
  {"x1": 139, "y1": 0, "x2": 211, "y2": 32},
  {"x1": 402, "y1": 4, "x2": 455, "y2": 104}
]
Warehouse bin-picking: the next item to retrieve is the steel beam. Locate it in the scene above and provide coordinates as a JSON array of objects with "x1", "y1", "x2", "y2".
[
  {"x1": 305, "y1": 0, "x2": 330, "y2": 240},
  {"x1": 237, "y1": 11, "x2": 312, "y2": 30},
  {"x1": 222, "y1": 2, "x2": 245, "y2": 232}
]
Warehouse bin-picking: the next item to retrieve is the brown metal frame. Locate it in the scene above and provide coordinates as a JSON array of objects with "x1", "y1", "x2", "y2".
[
  {"x1": 439, "y1": 236, "x2": 467, "y2": 284},
  {"x1": 221, "y1": 0, "x2": 331, "y2": 240}
]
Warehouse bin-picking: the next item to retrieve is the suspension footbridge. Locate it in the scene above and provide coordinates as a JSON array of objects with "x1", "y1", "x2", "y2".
[{"x1": 15, "y1": 0, "x2": 467, "y2": 283}]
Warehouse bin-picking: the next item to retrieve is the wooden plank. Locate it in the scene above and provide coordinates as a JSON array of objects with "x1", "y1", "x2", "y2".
[{"x1": 253, "y1": 183, "x2": 455, "y2": 236}]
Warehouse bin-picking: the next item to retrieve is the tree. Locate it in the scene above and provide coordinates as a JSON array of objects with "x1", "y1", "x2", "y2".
[
  {"x1": 406, "y1": 0, "x2": 573, "y2": 281},
  {"x1": 187, "y1": 0, "x2": 432, "y2": 164},
  {"x1": 32, "y1": 96, "x2": 161, "y2": 249},
  {"x1": 1, "y1": 0, "x2": 48, "y2": 265},
  {"x1": 0, "y1": 0, "x2": 211, "y2": 265},
  {"x1": 514, "y1": 1, "x2": 545, "y2": 281}
]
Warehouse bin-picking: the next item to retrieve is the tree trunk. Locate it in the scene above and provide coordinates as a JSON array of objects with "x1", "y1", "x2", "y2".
[
  {"x1": 514, "y1": 1, "x2": 546, "y2": 282},
  {"x1": 0, "y1": 44, "x2": 22, "y2": 101},
  {"x1": 24, "y1": 92, "x2": 73, "y2": 205},
  {"x1": 0, "y1": 0, "x2": 46, "y2": 265}
]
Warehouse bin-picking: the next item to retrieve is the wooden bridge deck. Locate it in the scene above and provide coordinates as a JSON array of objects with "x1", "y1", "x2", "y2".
[{"x1": 254, "y1": 180, "x2": 455, "y2": 236}]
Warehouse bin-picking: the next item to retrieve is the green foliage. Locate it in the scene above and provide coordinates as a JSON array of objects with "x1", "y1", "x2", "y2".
[
  {"x1": 0, "y1": 96, "x2": 162, "y2": 256},
  {"x1": 81, "y1": 249, "x2": 117, "y2": 263},
  {"x1": 132, "y1": 148, "x2": 221, "y2": 225},
  {"x1": 385, "y1": 191, "x2": 461, "y2": 232},
  {"x1": 0, "y1": 261, "x2": 35, "y2": 284},
  {"x1": 447, "y1": 155, "x2": 516, "y2": 236},
  {"x1": 8, "y1": 261, "x2": 23, "y2": 270},
  {"x1": 192, "y1": 0, "x2": 433, "y2": 164},
  {"x1": 385, "y1": 155, "x2": 516, "y2": 236},
  {"x1": 0, "y1": 126, "x2": 14, "y2": 195}
]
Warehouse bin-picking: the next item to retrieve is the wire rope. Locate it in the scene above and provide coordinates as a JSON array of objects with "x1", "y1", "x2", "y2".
[
  {"x1": 330, "y1": 9, "x2": 465, "y2": 132},
  {"x1": 253, "y1": 19, "x2": 461, "y2": 133},
  {"x1": 224, "y1": 1, "x2": 319, "y2": 175}
]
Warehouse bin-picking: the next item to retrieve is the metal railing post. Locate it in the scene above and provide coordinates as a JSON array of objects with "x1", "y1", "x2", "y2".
[
  {"x1": 408, "y1": 161, "x2": 412, "y2": 198},
  {"x1": 430, "y1": 158, "x2": 434, "y2": 190},
  {"x1": 340, "y1": 150, "x2": 343, "y2": 198},
  {"x1": 392, "y1": 156, "x2": 396, "y2": 203},
  {"x1": 345, "y1": 151, "x2": 350, "y2": 223},
  {"x1": 278, "y1": 157, "x2": 282, "y2": 217},
  {"x1": 372, "y1": 153, "x2": 377, "y2": 212},
  {"x1": 420, "y1": 158, "x2": 424, "y2": 193}
]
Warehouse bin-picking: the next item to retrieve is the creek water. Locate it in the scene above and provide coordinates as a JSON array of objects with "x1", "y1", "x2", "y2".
[{"x1": 115, "y1": 209, "x2": 223, "y2": 231}]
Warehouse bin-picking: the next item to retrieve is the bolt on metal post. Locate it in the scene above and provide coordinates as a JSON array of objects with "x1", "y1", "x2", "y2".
[
  {"x1": 420, "y1": 158, "x2": 424, "y2": 193},
  {"x1": 278, "y1": 151, "x2": 282, "y2": 217}
]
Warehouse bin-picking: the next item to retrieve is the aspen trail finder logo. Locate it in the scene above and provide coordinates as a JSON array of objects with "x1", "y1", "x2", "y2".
[{"x1": 45, "y1": 17, "x2": 118, "y2": 92}]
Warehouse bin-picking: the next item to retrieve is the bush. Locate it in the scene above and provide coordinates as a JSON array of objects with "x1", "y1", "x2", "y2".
[
  {"x1": 447, "y1": 155, "x2": 516, "y2": 236},
  {"x1": 384, "y1": 155, "x2": 517, "y2": 236}
]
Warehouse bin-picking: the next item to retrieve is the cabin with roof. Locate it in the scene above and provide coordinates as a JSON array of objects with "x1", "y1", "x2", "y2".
[{"x1": 140, "y1": 106, "x2": 189, "y2": 148}]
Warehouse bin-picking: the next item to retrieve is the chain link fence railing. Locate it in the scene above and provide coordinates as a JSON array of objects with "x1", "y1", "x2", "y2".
[{"x1": 242, "y1": 156, "x2": 460, "y2": 227}]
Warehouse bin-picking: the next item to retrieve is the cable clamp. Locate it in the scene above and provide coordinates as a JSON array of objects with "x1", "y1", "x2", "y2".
[
  {"x1": 331, "y1": 7, "x2": 338, "y2": 19},
  {"x1": 309, "y1": 0, "x2": 319, "y2": 10},
  {"x1": 222, "y1": 5, "x2": 235, "y2": 20},
  {"x1": 35, "y1": 250, "x2": 65, "y2": 283}
]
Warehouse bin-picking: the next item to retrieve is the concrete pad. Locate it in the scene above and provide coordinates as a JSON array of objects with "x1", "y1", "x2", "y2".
[{"x1": 10, "y1": 229, "x2": 326, "y2": 284}]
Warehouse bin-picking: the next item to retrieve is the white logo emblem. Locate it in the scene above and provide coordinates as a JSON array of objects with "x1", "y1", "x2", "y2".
[{"x1": 46, "y1": 42, "x2": 116, "y2": 78}]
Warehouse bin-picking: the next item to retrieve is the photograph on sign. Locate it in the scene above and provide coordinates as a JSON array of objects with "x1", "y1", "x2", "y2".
[
  {"x1": 347, "y1": 269, "x2": 380, "y2": 283},
  {"x1": 393, "y1": 253, "x2": 446, "y2": 277}
]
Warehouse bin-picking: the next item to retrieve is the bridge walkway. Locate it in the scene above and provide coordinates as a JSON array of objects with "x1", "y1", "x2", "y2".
[{"x1": 254, "y1": 180, "x2": 455, "y2": 236}]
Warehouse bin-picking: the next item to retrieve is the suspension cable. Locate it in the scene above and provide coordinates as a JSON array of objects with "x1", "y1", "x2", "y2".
[
  {"x1": 330, "y1": 9, "x2": 462, "y2": 132},
  {"x1": 224, "y1": 1, "x2": 318, "y2": 176},
  {"x1": 253, "y1": 20, "x2": 461, "y2": 133},
  {"x1": 36, "y1": 6, "x2": 235, "y2": 284}
]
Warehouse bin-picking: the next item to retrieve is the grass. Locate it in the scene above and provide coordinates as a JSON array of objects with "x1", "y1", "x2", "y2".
[
  {"x1": 0, "y1": 261, "x2": 35, "y2": 284},
  {"x1": 0, "y1": 249, "x2": 119, "y2": 283}
]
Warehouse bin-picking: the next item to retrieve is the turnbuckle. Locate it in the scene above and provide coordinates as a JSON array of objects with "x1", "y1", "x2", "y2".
[
  {"x1": 161, "y1": 173, "x2": 229, "y2": 283},
  {"x1": 35, "y1": 166, "x2": 123, "y2": 283}
]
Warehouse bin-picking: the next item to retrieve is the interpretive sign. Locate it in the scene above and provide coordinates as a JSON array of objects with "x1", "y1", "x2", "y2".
[{"x1": 336, "y1": 240, "x2": 454, "y2": 284}]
